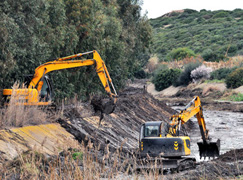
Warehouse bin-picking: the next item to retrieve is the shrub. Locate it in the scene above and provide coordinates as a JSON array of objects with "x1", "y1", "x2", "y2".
[
  {"x1": 213, "y1": 11, "x2": 229, "y2": 18},
  {"x1": 134, "y1": 69, "x2": 147, "y2": 79},
  {"x1": 210, "y1": 67, "x2": 237, "y2": 80},
  {"x1": 229, "y1": 93, "x2": 243, "y2": 101},
  {"x1": 166, "y1": 47, "x2": 196, "y2": 61},
  {"x1": 191, "y1": 65, "x2": 212, "y2": 83},
  {"x1": 175, "y1": 62, "x2": 201, "y2": 86},
  {"x1": 201, "y1": 49, "x2": 217, "y2": 61},
  {"x1": 152, "y1": 68, "x2": 181, "y2": 91},
  {"x1": 226, "y1": 68, "x2": 243, "y2": 88}
]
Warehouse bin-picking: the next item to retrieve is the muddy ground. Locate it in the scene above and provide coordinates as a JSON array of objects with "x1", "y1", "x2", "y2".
[
  {"x1": 1, "y1": 79, "x2": 242, "y2": 179},
  {"x1": 166, "y1": 149, "x2": 243, "y2": 180},
  {"x1": 57, "y1": 79, "x2": 243, "y2": 179}
]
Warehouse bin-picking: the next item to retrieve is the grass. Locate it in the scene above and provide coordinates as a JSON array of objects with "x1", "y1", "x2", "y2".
[
  {"x1": 0, "y1": 139, "x2": 164, "y2": 179},
  {"x1": 204, "y1": 79, "x2": 225, "y2": 83},
  {"x1": 229, "y1": 93, "x2": 243, "y2": 101},
  {"x1": 157, "y1": 55, "x2": 243, "y2": 70},
  {"x1": 0, "y1": 142, "x2": 242, "y2": 180}
]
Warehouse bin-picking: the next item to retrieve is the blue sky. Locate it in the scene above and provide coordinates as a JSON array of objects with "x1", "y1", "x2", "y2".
[{"x1": 141, "y1": 0, "x2": 243, "y2": 18}]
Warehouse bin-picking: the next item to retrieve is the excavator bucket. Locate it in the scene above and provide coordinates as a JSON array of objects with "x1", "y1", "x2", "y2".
[
  {"x1": 197, "y1": 139, "x2": 220, "y2": 159},
  {"x1": 91, "y1": 96, "x2": 116, "y2": 115},
  {"x1": 102, "y1": 100, "x2": 116, "y2": 114}
]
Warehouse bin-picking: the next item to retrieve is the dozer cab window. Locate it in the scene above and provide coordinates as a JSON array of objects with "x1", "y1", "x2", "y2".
[{"x1": 144, "y1": 125, "x2": 160, "y2": 137}]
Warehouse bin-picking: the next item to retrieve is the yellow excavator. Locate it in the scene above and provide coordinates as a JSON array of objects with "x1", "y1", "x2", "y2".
[
  {"x1": 2, "y1": 50, "x2": 117, "y2": 114},
  {"x1": 138, "y1": 96, "x2": 220, "y2": 170}
]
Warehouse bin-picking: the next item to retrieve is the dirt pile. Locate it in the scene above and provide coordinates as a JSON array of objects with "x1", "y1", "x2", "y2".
[
  {"x1": 217, "y1": 149, "x2": 243, "y2": 162},
  {"x1": 58, "y1": 86, "x2": 176, "y2": 155},
  {"x1": 169, "y1": 149, "x2": 243, "y2": 179}
]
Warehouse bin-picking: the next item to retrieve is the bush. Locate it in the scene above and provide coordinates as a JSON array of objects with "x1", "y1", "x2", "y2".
[
  {"x1": 210, "y1": 67, "x2": 237, "y2": 80},
  {"x1": 175, "y1": 62, "x2": 201, "y2": 86},
  {"x1": 191, "y1": 65, "x2": 212, "y2": 83},
  {"x1": 229, "y1": 93, "x2": 243, "y2": 101},
  {"x1": 134, "y1": 69, "x2": 147, "y2": 79},
  {"x1": 226, "y1": 68, "x2": 243, "y2": 88},
  {"x1": 213, "y1": 11, "x2": 229, "y2": 18},
  {"x1": 152, "y1": 68, "x2": 181, "y2": 91},
  {"x1": 166, "y1": 47, "x2": 196, "y2": 61},
  {"x1": 201, "y1": 49, "x2": 218, "y2": 61}
]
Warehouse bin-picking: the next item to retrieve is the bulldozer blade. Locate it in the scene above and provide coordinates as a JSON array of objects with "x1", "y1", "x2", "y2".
[{"x1": 197, "y1": 139, "x2": 220, "y2": 159}]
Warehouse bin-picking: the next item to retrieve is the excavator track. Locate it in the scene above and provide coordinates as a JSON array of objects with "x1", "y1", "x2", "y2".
[{"x1": 136, "y1": 156, "x2": 196, "y2": 172}]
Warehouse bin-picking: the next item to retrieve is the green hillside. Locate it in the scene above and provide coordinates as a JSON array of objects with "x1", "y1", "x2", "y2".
[{"x1": 150, "y1": 9, "x2": 243, "y2": 61}]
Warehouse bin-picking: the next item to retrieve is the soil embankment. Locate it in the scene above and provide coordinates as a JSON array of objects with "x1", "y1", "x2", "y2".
[{"x1": 58, "y1": 86, "x2": 176, "y2": 155}]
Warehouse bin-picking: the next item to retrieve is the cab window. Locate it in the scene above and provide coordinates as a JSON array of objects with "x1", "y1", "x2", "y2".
[
  {"x1": 144, "y1": 125, "x2": 159, "y2": 137},
  {"x1": 40, "y1": 78, "x2": 51, "y2": 101}
]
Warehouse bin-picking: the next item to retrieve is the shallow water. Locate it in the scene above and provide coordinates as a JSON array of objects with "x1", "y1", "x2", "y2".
[{"x1": 172, "y1": 107, "x2": 243, "y2": 162}]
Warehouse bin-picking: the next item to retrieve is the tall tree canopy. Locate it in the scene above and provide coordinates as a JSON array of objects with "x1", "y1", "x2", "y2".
[{"x1": 0, "y1": 0, "x2": 152, "y2": 100}]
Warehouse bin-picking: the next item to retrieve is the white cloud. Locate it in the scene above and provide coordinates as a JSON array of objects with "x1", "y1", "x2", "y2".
[{"x1": 141, "y1": 0, "x2": 243, "y2": 18}]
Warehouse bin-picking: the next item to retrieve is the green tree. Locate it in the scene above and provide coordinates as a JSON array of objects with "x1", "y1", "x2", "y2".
[
  {"x1": 152, "y1": 68, "x2": 181, "y2": 91},
  {"x1": 226, "y1": 68, "x2": 243, "y2": 88}
]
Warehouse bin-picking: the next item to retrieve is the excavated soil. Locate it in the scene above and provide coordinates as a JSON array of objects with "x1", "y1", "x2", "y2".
[
  {"x1": 58, "y1": 86, "x2": 177, "y2": 155},
  {"x1": 167, "y1": 149, "x2": 243, "y2": 180},
  {"x1": 57, "y1": 80, "x2": 243, "y2": 178}
]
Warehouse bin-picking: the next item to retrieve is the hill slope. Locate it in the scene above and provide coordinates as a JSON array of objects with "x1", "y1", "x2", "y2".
[{"x1": 150, "y1": 9, "x2": 243, "y2": 61}]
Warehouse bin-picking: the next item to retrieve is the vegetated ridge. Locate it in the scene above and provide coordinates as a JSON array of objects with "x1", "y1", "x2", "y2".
[{"x1": 150, "y1": 9, "x2": 243, "y2": 61}]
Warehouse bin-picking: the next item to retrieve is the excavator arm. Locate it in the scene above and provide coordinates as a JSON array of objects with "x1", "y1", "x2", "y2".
[
  {"x1": 169, "y1": 96, "x2": 208, "y2": 141},
  {"x1": 169, "y1": 96, "x2": 220, "y2": 158},
  {"x1": 29, "y1": 50, "x2": 117, "y2": 100}
]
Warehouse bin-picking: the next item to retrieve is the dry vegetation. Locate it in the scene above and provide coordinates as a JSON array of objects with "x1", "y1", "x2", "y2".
[
  {"x1": 0, "y1": 139, "x2": 165, "y2": 180},
  {"x1": 0, "y1": 139, "x2": 242, "y2": 180},
  {"x1": 159, "y1": 55, "x2": 243, "y2": 70},
  {"x1": 0, "y1": 83, "x2": 50, "y2": 128}
]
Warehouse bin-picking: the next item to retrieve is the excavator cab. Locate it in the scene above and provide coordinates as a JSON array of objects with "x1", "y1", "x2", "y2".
[{"x1": 24, "y1": 75, "x2": 53, "y2": 102}]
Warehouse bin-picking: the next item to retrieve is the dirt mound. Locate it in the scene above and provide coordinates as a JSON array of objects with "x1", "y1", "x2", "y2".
[
  {"x1": 217, "y1": 149, "x2": 243, "y2": 162},
  {"x1": 58, "y1": 86, "x2": 177, "y2": 155},
  {"x1": 170, "y1": 149, "x2": 243, "y2": 179}
]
